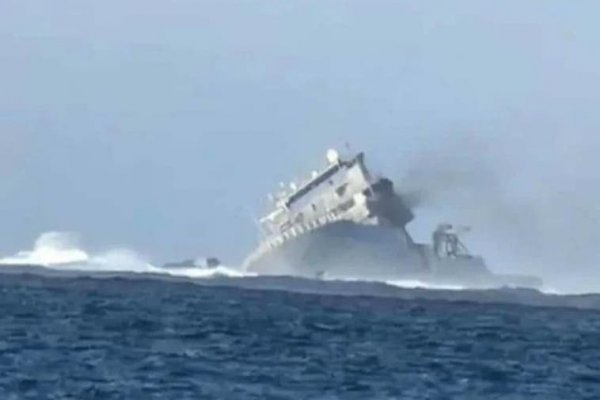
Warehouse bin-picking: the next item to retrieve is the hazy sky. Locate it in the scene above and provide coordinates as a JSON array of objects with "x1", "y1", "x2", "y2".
[{"x1": 1, "y1": 1, "x2": 599, "y2": 290}]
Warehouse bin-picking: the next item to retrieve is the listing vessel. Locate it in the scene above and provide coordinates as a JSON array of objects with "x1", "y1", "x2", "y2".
[{"x1": 243, "y1": 149, "x2": 541, "y2": 289}]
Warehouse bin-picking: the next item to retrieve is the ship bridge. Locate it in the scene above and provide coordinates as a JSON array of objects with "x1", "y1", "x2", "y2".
[{"x1": 258, "y1": 149, "x2": 413, "y2": 246}]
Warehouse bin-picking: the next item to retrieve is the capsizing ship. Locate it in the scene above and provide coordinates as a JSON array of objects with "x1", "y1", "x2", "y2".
[{"x1": 243, "y1": 149, "x2": 542, "y2": 289}]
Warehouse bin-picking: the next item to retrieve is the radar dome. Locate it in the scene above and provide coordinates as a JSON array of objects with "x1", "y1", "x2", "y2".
[{"x1": 326, "y1": 149, "x2": 340, "y2": 165}]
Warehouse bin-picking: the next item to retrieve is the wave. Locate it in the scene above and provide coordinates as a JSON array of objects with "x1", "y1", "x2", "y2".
[
  {"x1": 0, "y1": 232, "x2": 90, "y2": 266},
  {"x1": 385, "y1": 279, "x2": 466, "y2": 291},
  {"x1": 315, "y1": 274, "x2": 467, "y2": 291},
  {"x1": 0, "y1": 232, "x2": 251, "y2": 279}
]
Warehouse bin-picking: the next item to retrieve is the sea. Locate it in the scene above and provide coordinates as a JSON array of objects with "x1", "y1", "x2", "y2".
[
  {"x1": 1, "y1": 273, "x2": 599, "y2": 400},
  {"x1": 1, "y1": 232, "x2": 599, "y2": 399}
]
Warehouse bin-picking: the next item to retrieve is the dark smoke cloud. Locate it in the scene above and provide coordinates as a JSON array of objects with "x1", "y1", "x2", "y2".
[
  {"x1": 396, "y1": 131, "x2": 600, "y2": 293},
  {"x1": 398, "y1": 134, "x2": 500, "y2": 210}
]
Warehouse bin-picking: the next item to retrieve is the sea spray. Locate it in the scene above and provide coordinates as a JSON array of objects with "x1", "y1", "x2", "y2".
[
  {"x1": 0, "y1": 232, "x2": 89, "y2": 266},
  {"x1": 0, "y1": 232, "x2": 251, "y2": 279}
]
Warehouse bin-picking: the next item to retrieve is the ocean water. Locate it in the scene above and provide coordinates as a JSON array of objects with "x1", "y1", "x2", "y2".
[{"x1": 0, "y1": 274, "x2": 599, "y2": 400}]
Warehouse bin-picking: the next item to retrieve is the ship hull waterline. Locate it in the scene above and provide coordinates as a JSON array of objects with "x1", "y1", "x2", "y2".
[{"x1": 244, "y1": 221, "x2": 542, "y2": 290}]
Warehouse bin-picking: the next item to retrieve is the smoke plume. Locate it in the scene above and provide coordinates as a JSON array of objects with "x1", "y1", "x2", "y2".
[{"x1": 397, "y1": 131, "x2": 600, "y2": 293}]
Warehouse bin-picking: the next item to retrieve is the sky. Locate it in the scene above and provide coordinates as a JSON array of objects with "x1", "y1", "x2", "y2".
[{"x1": 1, "y1": 1, "x2": 599, "y2": 291}]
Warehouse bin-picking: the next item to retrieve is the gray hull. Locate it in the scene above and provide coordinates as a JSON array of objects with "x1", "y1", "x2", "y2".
[{"x1": 244, "y1": 221, "x2": 542, "y2": 289}]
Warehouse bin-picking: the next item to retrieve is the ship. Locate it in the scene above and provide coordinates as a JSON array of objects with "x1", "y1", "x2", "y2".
[{"x1": 243, "y1": 149, "x2": 542, "y2": 289}]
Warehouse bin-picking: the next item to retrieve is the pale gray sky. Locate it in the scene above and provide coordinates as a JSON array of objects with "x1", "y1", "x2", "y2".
[{"x1": 1, "y1": 1, "x2": 599, "y2": 290}]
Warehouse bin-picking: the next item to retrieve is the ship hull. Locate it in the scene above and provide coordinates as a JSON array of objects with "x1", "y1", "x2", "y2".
[{"x1": 244, "y1": 221, "x2": 542, "y2": 289}]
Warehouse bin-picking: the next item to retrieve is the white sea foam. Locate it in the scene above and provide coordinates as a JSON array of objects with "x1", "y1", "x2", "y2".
[
  {"x1": 0, "y1": 232, "x2": 90, "y2": 266},
  {"x1": 387, "y1": 278, "x2": 563, "y2": 294},
  {"x1": 0, "y1": 232, "x2": 251, "y2": 279},
  {"x1": 385, "y1": 279, "x2": 466, "y2": 291},
  {"x1": 156, "y1": 266, "x2": 255, "y2": 279}
]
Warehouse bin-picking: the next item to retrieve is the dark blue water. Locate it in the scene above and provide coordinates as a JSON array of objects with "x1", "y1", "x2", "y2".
[{"x1": 1, "y1": 275, "x2": 599, "y2": 399}]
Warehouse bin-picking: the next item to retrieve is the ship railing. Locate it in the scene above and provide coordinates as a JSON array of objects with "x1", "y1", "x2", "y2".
[{"x1": 263, "y1": 207, "x2": 350, "y2": 251}]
